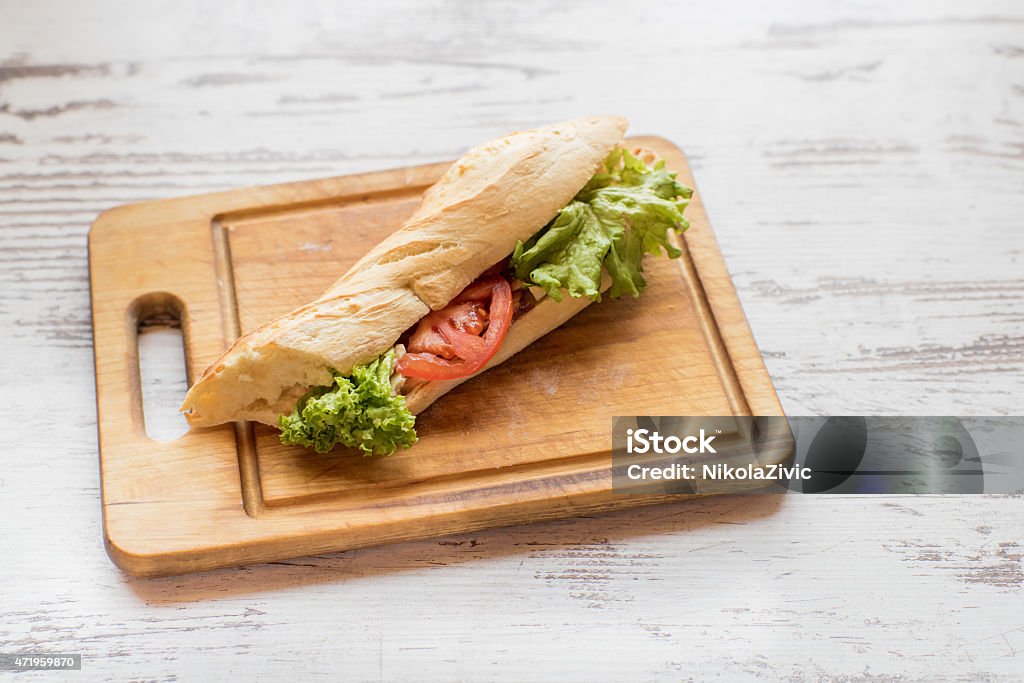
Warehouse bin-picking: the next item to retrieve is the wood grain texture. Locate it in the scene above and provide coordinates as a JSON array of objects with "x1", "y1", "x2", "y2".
[
  {"x1": 1, "y1": 0, "x2": 1022, "y2": 680},
  {"x1": 90, "y1": 138, "x2": 788, "y2": 576}
]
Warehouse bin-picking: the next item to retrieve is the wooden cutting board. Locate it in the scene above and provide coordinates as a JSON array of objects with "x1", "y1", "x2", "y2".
[{"x1": 90, "y1": 136, "x2": 787, "y2": 577}]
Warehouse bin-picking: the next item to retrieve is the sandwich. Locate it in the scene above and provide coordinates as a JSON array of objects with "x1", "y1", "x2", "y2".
[{"x1": 180, "y1": 116, "x2": 693, "y2": 455}]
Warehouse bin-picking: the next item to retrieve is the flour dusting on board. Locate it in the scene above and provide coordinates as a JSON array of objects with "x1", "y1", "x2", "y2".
[
  {"x1": 575, "y1": 362, "x2": 629, "y2": 406},
  {"x1": 527, "y1": 365, "x2": 562, "y2": 396}
]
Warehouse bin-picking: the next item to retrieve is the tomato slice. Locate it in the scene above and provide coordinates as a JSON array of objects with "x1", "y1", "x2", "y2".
[
  {"x1": 398, "y1": 275, "x2": 513, "y2": 381},
  {"x1": 453, "y1": 279, "x2": 497, "y2": 304},
  {"x1": 443, "y1": 323, "x2": 489, "y2": 358}
]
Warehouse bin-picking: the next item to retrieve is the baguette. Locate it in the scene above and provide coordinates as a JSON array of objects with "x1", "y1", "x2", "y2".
[{"x1": 181, "y1": 116, "x2": 628, "y2": 427}]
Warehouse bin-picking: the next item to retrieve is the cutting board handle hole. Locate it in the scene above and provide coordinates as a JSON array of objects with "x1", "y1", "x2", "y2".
[{"x1": 133, "y1": 293, "x2": 190, "y2": 442}]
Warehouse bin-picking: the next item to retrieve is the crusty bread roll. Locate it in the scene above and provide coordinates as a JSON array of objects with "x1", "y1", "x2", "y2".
[{"x1": 182, "y1": 115, "x2": 628, "y2": 427}]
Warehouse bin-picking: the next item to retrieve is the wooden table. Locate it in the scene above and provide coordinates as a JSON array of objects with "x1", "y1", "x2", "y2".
[{"x1": 1, "y1": 1, "x2": 1021, "y2": 679}]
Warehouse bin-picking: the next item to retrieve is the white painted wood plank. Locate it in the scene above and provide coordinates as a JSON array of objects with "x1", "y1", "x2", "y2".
[{"x1": 0, "y1": 0, "x2": 1021, "y2": 680}]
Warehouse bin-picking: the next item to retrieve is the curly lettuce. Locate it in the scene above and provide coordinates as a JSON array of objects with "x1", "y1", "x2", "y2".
[
  {"x1": 278, "y1": 348, "x2": 416, "y2": 455},
  {"x1": 511, "y1": 148, "x2": 692, "y2": 301}
]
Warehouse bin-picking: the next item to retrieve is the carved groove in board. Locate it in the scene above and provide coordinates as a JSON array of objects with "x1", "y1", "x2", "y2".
[
  {"x1": 674, "y1": 232, "x2": 752, "y2": 418},
  {"x1": 260, "y1": 448, "x2": 613, "y2": 510},
  {"x1": 223, "y1": 139, "x2": 763, "y2": 510},
  {"x1": 214, "y1": 183, "x2": 433, "y2": 225},
  {"x1": 211, "y1": 217, "x2": 264, "y2": 517},
  {"x1": 262, "y1": 465, "x2": 625, "y2": 516}
]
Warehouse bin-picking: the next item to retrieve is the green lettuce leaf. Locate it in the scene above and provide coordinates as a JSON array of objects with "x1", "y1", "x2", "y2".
[
  {"x1": 511, "y1": 148, "x2": 692, "y2": 301},
  {"x1": 278, "y1": 348, "x2": 417, "y2": 455}
]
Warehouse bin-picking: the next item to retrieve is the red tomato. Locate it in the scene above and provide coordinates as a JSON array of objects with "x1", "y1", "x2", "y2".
[
  {"x1": 397, "y1": 275, "x2": 513, "y2": 380},
  {"x1": 407, "y1": 302, "x2": 488, "y2": 360}
]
